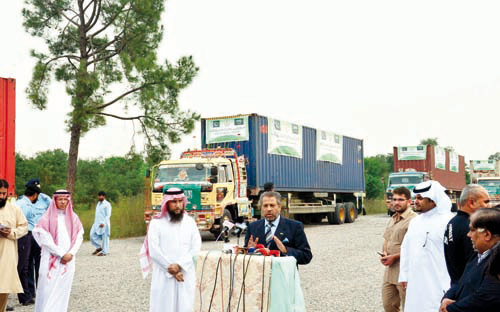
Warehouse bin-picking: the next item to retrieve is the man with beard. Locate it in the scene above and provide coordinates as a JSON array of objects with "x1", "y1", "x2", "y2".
[
  {"x1": 139, "y1": 188, "x2": 201, "y2": 312},
  {"x1": 90, "y1": 191, "x2": 112, "y2": 256},
  {"x1": 16, "y1": 184, "x2": 42, "y2": 306},
  {"x1": 0, "y1": 179, "x2": 28, "y2": 312},
  {"x1": 444, "y1": 184, "x2": 490, "y2": 286},
  {"x1": 380, "y1": 187, "x2": 417, "y2": 312},
  {"x1": 398, "y1": 180, "x2": 454, "y2": 312}
]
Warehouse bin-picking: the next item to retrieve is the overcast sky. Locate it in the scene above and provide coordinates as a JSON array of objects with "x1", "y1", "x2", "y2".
[{"x1": 2, "y1": 0, "x2": 500, "y2": 161}]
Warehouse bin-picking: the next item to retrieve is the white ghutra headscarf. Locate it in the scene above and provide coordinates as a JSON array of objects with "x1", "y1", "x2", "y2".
[{"x1": 412, "y1": 180, "x2": 452, "y2": 214}]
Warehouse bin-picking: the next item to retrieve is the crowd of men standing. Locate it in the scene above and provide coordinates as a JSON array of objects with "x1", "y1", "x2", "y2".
[
  {"x1": 381, "y1": 180, "x2": 500, "y2": 312},
  {"x1": 0, "y1": 178, "x2": 111, "y2": 312}
]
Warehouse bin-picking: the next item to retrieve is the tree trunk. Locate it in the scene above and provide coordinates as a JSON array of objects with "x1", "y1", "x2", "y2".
[{"x1": 66, "y1": 122, "x2": 82, "y2": 195}]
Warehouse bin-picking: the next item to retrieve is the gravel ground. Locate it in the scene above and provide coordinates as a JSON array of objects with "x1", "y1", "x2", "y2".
[{"x1": 8, "y1": 214, "x2": 388, "y2": 312}]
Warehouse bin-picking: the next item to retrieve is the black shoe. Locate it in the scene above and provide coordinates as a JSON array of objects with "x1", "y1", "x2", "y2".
[
  {"x1": 6, "y1": 305, "x2": 14, "y2": 311},
  {"x1": 22, "y1": 298, "x2": 35, "y2": 306},
  {"x1": 92, "y1": 248, "x2": 103, "y2": 255}
]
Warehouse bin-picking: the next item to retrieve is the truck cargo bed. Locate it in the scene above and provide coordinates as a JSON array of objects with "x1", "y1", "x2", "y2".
[{"x1": 202, "y1": 114, "x2": 365, "y2": 193}]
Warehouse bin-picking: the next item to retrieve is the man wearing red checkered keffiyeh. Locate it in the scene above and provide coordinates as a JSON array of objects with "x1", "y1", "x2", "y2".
[{"x1": 139, "y1": 188, "x2": 201, "y2": 312}]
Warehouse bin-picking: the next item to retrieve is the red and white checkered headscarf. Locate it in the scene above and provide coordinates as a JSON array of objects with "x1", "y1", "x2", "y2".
[
  {"x1": 35, "y1": 190, "x2": 83, "y2": 278},
  {"x1": 139, "y1": 188, "x2": 187, "y2": 278}
]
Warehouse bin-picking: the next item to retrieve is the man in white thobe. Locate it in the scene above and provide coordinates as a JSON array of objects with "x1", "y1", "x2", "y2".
[
  {"x1": 399, "y1": 180, "x2": 454, "y2": 312},
  {"x1": 33, "y1": 190, "x2": 84, "y2": 312},
  {"x1": 90, "y1": 191, "x2": 112, "y2": 256},
  {"x1": 140, "y1": 188, "x2": 202, "y2": 312}
]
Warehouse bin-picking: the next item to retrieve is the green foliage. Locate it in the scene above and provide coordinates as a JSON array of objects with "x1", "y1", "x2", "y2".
[
  {"x1": 488, "y1": 152, "x2": 500, "y2": 161},
  {"x1": 364, "y1": 154, "x2": 393, "y2": 199},
  {"x1": 15, "y1": 149, "x2": 148, "y2": 238},
  {"x1": 77, "y1": 194, "x2": 147, "y2": 239},
  {"x1": 22, "y1": 0, "x2": 200, "y2": 192},
  {"x1": 15, "y1": 149, "x2": 68, "y2": 195},
  {"x1": 15, "y1": 149, "x2": 147, "y2": 208},
  {"x1": 364, "y1": 199, "x2": 388, "y2": 215},
  {"x1": 420, "y1": 138, "x2": 438, "y2": 146}
]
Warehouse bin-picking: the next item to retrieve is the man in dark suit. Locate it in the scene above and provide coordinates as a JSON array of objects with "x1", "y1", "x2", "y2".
[
  {"x1": 244, "y1": 191, "x2": 312, "y2": 265},
  {"x1": 440, "y1": 208, "x2": 500, "y2": 312}
]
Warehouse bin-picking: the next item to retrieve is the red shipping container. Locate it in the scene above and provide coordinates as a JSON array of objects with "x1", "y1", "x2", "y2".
[
  {"x1": 0, "y1": 78, "x2": 16, "y2": 196},
  {"x1": 393, "y1": 145, "x2": 466, "y2": 192}
]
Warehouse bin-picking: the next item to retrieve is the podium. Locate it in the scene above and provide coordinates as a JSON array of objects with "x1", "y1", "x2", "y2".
[{"x1": 194, "y1": 251, "x2": 305, "y2": 312}]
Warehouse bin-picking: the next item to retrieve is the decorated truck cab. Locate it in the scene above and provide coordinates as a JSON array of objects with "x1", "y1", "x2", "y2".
[{"x1": 145, "y1": 149, "x2": 251, "y2": 237}]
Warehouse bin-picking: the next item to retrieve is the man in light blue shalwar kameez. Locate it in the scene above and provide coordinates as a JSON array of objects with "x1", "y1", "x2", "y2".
[{"x1": 90, "y1": 191, "x2": 112, "y2": 256}]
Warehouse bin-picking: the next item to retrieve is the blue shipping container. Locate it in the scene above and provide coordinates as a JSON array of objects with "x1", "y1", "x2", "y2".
[{"x1": 201, "y1": 114, "x2": 365, "y2": 193}]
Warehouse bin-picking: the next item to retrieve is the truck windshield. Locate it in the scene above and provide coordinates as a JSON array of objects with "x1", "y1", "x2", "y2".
[
  {"x1": 155, "y1": 164, "x2": 210, "y2": 184},
  {"x1": 478, "y1": 180, "x2": 500, "y2": 195},
  {"x1": 389, "y1": 175, "x2": 423, "y2": 185}
]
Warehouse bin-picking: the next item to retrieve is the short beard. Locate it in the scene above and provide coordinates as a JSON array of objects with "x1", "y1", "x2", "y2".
[
  {"x1": 168, "y1": 209, "x2": 184, "y2": 223},
  {"x1": 0, "y1": 198, "x2": 6, "y2": 208}
]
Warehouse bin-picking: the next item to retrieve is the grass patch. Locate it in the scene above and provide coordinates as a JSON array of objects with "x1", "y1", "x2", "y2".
[
  {"x1": 364, "y1": 198, "x2": 388, "y2": 215},
  {"x1": 75, "y1": 194, "x2": 147, "y2": 240}
]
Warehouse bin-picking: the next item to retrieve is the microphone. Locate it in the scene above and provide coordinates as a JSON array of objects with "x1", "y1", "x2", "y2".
[{"x1": 232, "y1": 222, "x2": 247, "y2": 237}]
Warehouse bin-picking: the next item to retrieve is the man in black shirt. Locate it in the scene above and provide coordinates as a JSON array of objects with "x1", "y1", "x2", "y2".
[{"x1": 444, "y1": 184, "x2": 490, "y2": 285}]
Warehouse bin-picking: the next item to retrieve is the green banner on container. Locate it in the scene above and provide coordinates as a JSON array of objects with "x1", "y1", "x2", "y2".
[
  {"x1": 316, "y1": 129, "x2": 343, "y2": 164},
  {"x1": 435, "y1": 146, "x2": 446, "y2": 170},
  {"x1": 398, "y1": 145, "x2": 427, "y2": 160},
  {"x1": 205, "y1": 116, "x2": 249, "y2": 144},
  {"x1": 472, "y1": 160, "x2": 496, "y2": 171},
  {"x1": 450, "y1": 152, "x2": 459, "y2": 172},
  {"x1": 268, "y1": 118, "x2": 303, "y2": 158}
]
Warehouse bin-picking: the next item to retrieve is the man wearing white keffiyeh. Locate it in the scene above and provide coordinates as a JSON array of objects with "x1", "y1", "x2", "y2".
[
  {"x1": 398, "y1": 180, "x2": 454, "y2": 312},
  {"x1": 139, "y1": 188, "x2": 201, "y2": 312}
]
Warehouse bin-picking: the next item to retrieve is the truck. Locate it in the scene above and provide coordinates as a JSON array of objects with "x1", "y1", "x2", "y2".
[
  {"x1": 145, "y1": 114, "x2": 366, "y2": 236},
  {"x1": 385, "y1": 145, "x2": 466, "y2": 211},
  {"x1": 0, "y1": 77, "x2": 16, "y2": 198},
  {"x1": 470, "y1": 160, "x2": 500, "y2": 207}
]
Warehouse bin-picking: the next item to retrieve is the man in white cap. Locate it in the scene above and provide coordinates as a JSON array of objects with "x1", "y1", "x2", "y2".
[
  {"x1": 398, "y1": 180, "x2": 454, "y2": 312},
  {"x1": 139, "y1": 188, "x2": 201, "y2": 312}
]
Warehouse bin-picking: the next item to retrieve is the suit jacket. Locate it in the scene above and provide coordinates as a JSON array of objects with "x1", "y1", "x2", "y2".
[
  {"x1": 444, "y1": 253, "x2": 500, "y2": 312},
  {"x1": 244, "y1": 216, "x2": 312, "y2": 265}
]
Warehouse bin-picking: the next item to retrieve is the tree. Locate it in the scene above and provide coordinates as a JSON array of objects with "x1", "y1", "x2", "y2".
[
  {"x1": 23, "y1": 0, "x2": 199, "y2": 194},
  {"x1": 364, "y1": 154, "x2": 393, "y2": 199},
  {"x1": 420, "y1": 138, "x2": 438, "y2": 146},
  {"x1": 489, "y1": 152, "x2": 500, "y2": 161},
  {"x1": 15, "y1": 149, "x2": 68, "y2": 195}
]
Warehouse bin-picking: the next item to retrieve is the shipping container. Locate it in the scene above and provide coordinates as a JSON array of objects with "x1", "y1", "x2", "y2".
[
  {"x1": 201, "y1": 114, "x2": 365, "y2": 194},
  {"x1": 392, "y1": 145, "x2": 466, "y2": 192},
  {"x1": 0, "y1": 78, "x2": 16, "y2": 196},
  {"x1": 145, "y1": 113, "x2": 365, "y2": 232}
]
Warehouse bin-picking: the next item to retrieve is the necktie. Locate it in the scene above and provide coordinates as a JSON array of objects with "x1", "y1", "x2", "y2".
[{"x1": 265, "y1": 223, "x2": 274, "y2": 247}]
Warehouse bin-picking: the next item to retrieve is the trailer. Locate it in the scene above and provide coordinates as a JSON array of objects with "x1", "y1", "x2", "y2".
[
  {"x1": 386, "y1": 145, "x2": 466, "y2": 211},
  {"x1": 470, "y1": 160, "x2": 500, "y2": 207},
  {"x1": 0, "y1": 77, "x2": 16, "y2": 197},
  {"x1": 201, "y1": 114, "x2": 366, "y2": 225},
  {"x1": 145, "y1": 113, "x2": 366, "y2": 235}
]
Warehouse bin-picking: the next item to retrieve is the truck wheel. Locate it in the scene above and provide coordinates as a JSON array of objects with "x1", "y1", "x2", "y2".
[
  {"x1": 345, "y1": 202, "x2": 356, "y2": 223},
  {"x1": 327, "y1": 203, "x2": 345, "y2": 225}
]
